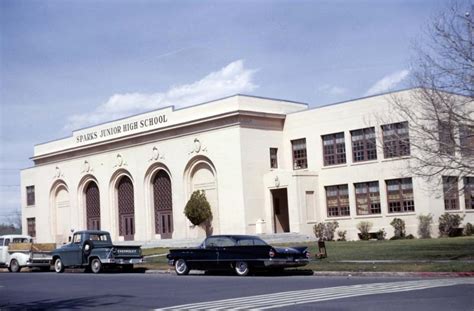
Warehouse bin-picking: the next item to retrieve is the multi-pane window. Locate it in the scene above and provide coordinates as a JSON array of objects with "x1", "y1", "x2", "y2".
[
  {"x1": 292, "y1": 138, "x2": 307, "y2": 169},
  {"x1": 386, "y1": 178, "x2": 415, "y2": 213},
  {"x1": 270, "y1": 148, "x2": 278, "y2": 168},
  {"x1": 355, "y1": 181, "x2": 381, "y2": 215},
  {"x1": 438, "y1": 121, "x2": 455, "y2": 155},
  {"x1": 464, "y1": 177, "x2": 474, "y2": 210},
  {"x1": 443, "y1": 176, "x2": 459, "y2": 210},
  {"x1": 27, "y1": 218, "x2": 36, "y2": 237},
  {"x1": 326, "y1": 184, "x2": 350, "y2": 217},
  {"x1": 351, "y1": 127, "x2": 377, "y2": 162},
  {"x1": 460, "y1": 125, "x2": 474, "y2": 157},
  {"x1": 26, "y1": 186, "x2": 35, "y2": 206},
  {"x1": 382, "y1": 121, "x2": 410, "y2": 158},
  {"x1": 322, "y1": 132, "x2": 346, "y2": 166}
]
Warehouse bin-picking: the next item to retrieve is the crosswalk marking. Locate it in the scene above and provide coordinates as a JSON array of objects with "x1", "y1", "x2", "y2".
[{"x1": 156, "y1": 278, "x2": 474, "y2": 311}]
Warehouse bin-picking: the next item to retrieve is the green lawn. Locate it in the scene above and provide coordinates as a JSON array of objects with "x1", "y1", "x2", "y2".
[{"x1": 138, "y1": 236, "x2": 474, "y2": 272}]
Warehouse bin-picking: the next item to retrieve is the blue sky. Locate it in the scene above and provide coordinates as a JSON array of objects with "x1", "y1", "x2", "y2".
[{"x1": 0, "y1": 0, "x2": 447, "y2": 222}]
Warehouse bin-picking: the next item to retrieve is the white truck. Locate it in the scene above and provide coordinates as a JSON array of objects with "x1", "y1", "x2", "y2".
[{"x1": 0, "y1": 235, "x2": 55, "y2": 272}]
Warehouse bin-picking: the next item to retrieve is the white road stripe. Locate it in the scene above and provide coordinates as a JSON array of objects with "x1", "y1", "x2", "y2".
[{"x1": 156, "y1": 278, "x2": 474, "y2": 311}]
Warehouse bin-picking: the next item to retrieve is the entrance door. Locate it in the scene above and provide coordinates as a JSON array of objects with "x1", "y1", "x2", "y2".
[
  {"x1": 117, "y1": 176, "x2": 135, "y2": 241},
  {"x1": 271, "y1": 188, "x2": 290, "y2": 233},
  {"x1": 153, "y1": 170, "x2": 173, "y2": 239},
  {"x1": 121, "y1": 214, "x2": 135, "y2": 241}
]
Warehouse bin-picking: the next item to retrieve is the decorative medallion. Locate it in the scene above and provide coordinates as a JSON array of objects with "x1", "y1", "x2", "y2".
[
  {"x1": 113, "y1": 154, "x2": 127, "y2": 168},
  {"x1": 149, "y1": 146, "x2": 164, "y2": 162},
  {"x1": 53, "y1": 166, "x2": 64, "y2": 179},
  {"x1": 188, "y1": 138, "x2": 207, "y2": 155},
  {"x1": 274, "y1": 176, "x2": 280, "y2": 188},
  {"x1": 81, "y1": 160, "x2": 93, "y2": 174}
]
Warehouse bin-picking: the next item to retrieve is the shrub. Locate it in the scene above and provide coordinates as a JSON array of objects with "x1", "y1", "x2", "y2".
[
  {"x1": 464, "y1": 223, "x2": 473, "y2": 236},
  {"x1": 390, "y1": 218, "x2": 406, "y2": 239},
  {"x1": 417, "y1": 214, "x2": 433, "y2": 239},
  {"x1": 313, "y1": 221, "x2": 339, "y2": 241},
  {"x1": 313, "y1": 223, "x2": 325, "y2": 241},
  {"x1": 357, "y1": 221, "x2": 372, "y2": 240},
  {"x1": 438, "y1": 213, "x2": 464, "y2": 237},
  {"x1": 184, "y1": 190, "x2": 213, "y2": 235},
  {"x1": 376, "y1": 229, "x2": 386, "y2": 240},
  {"x1": 337, "y1": 230, "x2": 347, "y2": 241}
]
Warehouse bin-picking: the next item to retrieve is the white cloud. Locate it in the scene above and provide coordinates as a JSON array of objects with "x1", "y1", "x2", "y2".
[
  {"x1": 317, "y1": 84, "x2": 347, "y2": 96},
  {"x1": 65, "y1": 60, "x2": 258, "y2": 131},
  {"x1": 365, "y1": 69, "x2": 410, "y2": 96}
]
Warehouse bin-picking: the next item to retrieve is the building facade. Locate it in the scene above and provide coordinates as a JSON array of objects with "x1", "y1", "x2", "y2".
[{"x1": 21, "y1": 90, "x2": 474, "y2": 243}]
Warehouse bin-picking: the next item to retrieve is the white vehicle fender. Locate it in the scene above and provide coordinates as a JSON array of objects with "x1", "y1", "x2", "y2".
[{"x1": 8, "y1": 252, "x2": 29, "y2": 267}]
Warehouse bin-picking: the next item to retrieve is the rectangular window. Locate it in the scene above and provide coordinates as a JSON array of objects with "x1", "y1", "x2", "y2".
[
  {"x1": 355, "y1": 181, "x2": 381, "y2": 215},
  {"x1": 325, "y1": 184, "x2": 350, "y2": 217},
  {"x1": 382, "y1": 121, "x2": 410, "y2": 158},
  {"x1": 351, "y1": 127, "x2": 377, "y2": 162},
  {"x1": 322, "y1": 132, "x2": 346, "y2": 166},
  {"x1": 305, "y1": 191, "x2": 316, "y2": 220},
  {"x1": 438, "y1": 121, "x2": 455, "y2": 155},
  {"x1": 464, "y1": 177, "x2": 474, "y2": 210},
  {"x1": 460, "y1": 125, "x2": 474, "y2": 157},
  {"x1": 443, "y1": 176, "x2": 459, "y2": 210},
  {"x1": 27, "y1": 218, "x2": 36, "y2": 237},
  {"x1": 292, "y1": 138, "x2": 307, "y2": 169},
  {"x1": 270, "y1": 148, "x2": 278, "y2": 168},
  {"x1": 26, "y1": 186, "x2": 35, "y2": 206},
  {"x1": 386, "y1": 178, "x2": 415, "y2": 213}
]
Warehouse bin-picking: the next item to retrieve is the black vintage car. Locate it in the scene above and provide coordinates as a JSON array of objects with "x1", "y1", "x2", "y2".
[
  {"x1": 51, "y1": 230, "x2": 143, "y2": 273},
  {"x1": 167, "y1": 235, "x2": 310, "y2": 276}
]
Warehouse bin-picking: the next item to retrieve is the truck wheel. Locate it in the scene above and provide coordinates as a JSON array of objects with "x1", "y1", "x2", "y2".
[
  {"x1": 54, "y1": 258, "x2": 65, "y2": 273},
  {"x1": 9, "y1": 259, "x2": 21, "y2": 273},
  {"x1": 174, "y1": 259, "x2": 190, "y2": 275},
  {"x1": 90, "y1": 258, "x2": 102, "y2": 274}
]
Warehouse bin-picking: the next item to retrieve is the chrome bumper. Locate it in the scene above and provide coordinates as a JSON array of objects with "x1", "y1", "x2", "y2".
[
  {"x1": 264, "y1": 258, "x2": 310, "y2": 267},
  {"x1": 101, "y1": 258, "x2": 143, "y2": 264}
]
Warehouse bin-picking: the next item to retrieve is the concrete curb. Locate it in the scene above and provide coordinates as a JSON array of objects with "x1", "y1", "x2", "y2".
[{"x1": 144, "y1": 269, "x2": 474, "y2": 278}]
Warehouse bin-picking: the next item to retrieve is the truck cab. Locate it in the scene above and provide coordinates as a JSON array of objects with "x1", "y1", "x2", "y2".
[
  {"x1": 0, "y1": 235, "x2": 32, "y2": 267},
  {"x1": 0, "y1": 235, "x2": 53, "y2": 272}
]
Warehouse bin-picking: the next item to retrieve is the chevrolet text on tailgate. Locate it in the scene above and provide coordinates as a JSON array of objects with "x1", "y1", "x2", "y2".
[{"x1": 51, "y1": 230, "x2": 143, "y2": 273}]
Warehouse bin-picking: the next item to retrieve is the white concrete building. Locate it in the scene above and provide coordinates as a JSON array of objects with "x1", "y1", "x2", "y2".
[{"x1": 20, "y1": 89, "x2": 474, "y2": 243}]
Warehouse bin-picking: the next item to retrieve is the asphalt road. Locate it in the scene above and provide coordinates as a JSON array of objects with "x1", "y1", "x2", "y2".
[{"x1": 1, "y1": 270, "x2": 473, "y2": 310}]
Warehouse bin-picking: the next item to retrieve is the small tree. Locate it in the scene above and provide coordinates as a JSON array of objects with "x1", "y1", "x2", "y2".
[
  {"x1": 464, "y1": 223, "x2": 473, "y2": 236},
  {"x1": 357, "y1": 221, "x2": 373, "y2": 240},
  {"x1": 438, "y1": 213, "x2": 464, "y2": 237},
  {"x1": 390, "y1": 218, "x2": 406, "y2": 239},
  {"x1": 417, "y1": 214, "x2": 434, "y2": 239},
  {"x1": 184, "y1": 190, "x2": 213, "y2": 236}
]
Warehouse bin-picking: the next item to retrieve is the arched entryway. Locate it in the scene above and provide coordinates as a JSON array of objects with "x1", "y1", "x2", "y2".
[
  {"x1": 186, "y1": 156, "x2": 219, "y2": 235},
  {"x1": 153, "y1": 170, "x2": 173, "y2": 239},
  {"x1": 117, "y1": 176, "x2": 135, "y2": 241},
  {"x1": 85, "y1": 181, "x2": 101, "y2": 230},
  {"x1": 50, "y1": 181, "x2": 70, "y2": 244}
]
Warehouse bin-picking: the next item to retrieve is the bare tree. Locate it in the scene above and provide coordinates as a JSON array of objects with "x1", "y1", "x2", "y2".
[{"x1": 389, "y1": 1, "x2": 473, "y2": 192}]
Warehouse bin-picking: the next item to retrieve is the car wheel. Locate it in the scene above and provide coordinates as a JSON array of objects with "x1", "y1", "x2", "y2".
[
  {"x1": 54, "y1": 258, "x2": 65, "y2": 273},
  {"x1": 234, "y1": 261, "x2": 249, "y2": 276},
  {"x1": 90, "y1": 258, "x2": 102, "y2": 274},
  {"x1": 9, "y1": 259, "x2": 21, "y2": 273},
  {"x1": 174, "y1": 259, "x2": 190, "y2": 276}
]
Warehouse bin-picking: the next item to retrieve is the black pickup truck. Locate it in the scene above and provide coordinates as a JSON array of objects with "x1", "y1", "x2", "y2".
[{"x1": 51, "y1": 230, "x2": 142, "y2": 273}]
